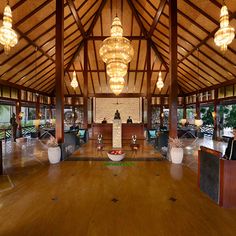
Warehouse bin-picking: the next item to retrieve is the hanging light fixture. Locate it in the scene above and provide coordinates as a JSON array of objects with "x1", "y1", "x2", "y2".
[
  {"x1": 0, "y1": 2, "x2": 18, "y2": 54},
  {"x1": 71, "y1": 71, "x2": 78, "y2": 89},
  {"x1": 156, "y1": 72, "x2": 164, "y2": 90},
  {"x1": 214, "y1": 5, "x2": 235, "y2": 52},
  {"x1": 99, "y1": 17, "x2": 134, "y2": 95},
  {"x1": 99, "y1": 17, "x2": 134, "y2": 78},
  {"x1": 109, "y1": 77, "x2": 125, "y2": 96}
]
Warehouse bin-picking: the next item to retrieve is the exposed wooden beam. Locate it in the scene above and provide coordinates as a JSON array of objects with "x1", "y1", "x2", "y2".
[
  {"x1": 187, "y1": 78, "x2": 236, "y2": 96},
  {"x1": 55, "y1": 0, "x2": 64, "y2": 144},
  {"x1": 88, "y1": 93, "x2": 146, "y2": 98},
  {"x1": 65, "y1": 0, "x2": 107, "y2": 73},
  {"x1": 148, "y1": 0, "x2": 167, "y2": 37},
  {"x1": 150, "y1": 41, "x2": 169, "y2": 72},
  {"x1": 67, "y1": 0, "x2": 86, "y2": 38},
  {"x1": 68, "y1": 69, "x2": 167, "y2": 72},
  {"x1": 0, "y1": 79, "x2": 50, "y2": 96},
  {"x1": 169, "y1": 0, "x2": 178, "y2": 138},
  {"x1": 88, "y1": 36, "x2": 145, "y2": 40}
]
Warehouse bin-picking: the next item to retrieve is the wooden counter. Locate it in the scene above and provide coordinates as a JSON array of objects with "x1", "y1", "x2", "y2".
[
  {"x1": 198, "y1": 146, "x2": 236, "y2": 208},
  {"x1": 91, "y1": 123, "x2": 145, "y2": 140}
]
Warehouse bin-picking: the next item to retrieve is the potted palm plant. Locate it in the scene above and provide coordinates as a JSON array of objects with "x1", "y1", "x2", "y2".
[
  {"x1": 47, "y1": 136, "x2": 61, "y2": 164},
  {"x1": 169, "y1": 137, "x2": 184, "y2": 164}
]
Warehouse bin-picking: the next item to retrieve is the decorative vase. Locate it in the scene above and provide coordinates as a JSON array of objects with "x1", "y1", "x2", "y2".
[
  {"x1": 170, "y1": 147, "x2": 183, "y2": 164},
  {"x1": 48, "y1": 146, "x2": 61, "y2": 164}
]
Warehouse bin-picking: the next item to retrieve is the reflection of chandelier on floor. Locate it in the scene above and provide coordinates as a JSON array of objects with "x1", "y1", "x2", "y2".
[
  {"x1": 0, "y1": 3, "x2": 18, "y2": 54},
  {"x1": 214, "y1": 5, "x2": 235, "y2": 52},
  {"x1": 99, "y1": 17, "x2": 134, "y2": 95}
]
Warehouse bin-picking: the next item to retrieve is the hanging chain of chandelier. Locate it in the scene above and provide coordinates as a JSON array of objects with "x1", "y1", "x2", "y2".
[
  {"x1": 99, "y1": 17, "x2": 134, "y2": 95},
  {"x1": 0, "y1": 1, "x2": 18, "y2": 54}
]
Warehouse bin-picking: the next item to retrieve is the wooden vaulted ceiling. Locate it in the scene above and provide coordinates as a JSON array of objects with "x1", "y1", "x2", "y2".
[{"x1": 0, "y1": 0, "x2": 235, "y2": 97}]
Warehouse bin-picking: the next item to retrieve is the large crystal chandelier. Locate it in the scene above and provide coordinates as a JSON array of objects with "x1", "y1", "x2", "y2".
[
  {"x1": 214, "y1": 5, "x2": 235, "y2": 52},
  {"x1": 109, "y1": 77, "x2": 125, "y2": 96},
  {"x1": 99, "y1": 17, "x2": 134, "y2": 95},
  {"x1": 0, "y1": 3, "x2": 18, "y2": 54},
  {"x1": 71, "y1": 71, "x2": 78, "y2": 89},
  {"x1": 156, "y1": 72, "x2": 164, "y2": 90}
]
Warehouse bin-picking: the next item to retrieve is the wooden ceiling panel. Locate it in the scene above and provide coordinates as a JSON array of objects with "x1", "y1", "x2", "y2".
[
  {"x1": 0, "y1": 0, "x2": 235, "y2": 95},
  {"x1": 178, "y1": 0, "x2": 217, "y2": 31},
  {"x1": 0, "y1": 39, "x2": 29, "y2": 76}
]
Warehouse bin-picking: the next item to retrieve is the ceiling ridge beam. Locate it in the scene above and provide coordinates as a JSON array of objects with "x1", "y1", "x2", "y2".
[{"x1": 148, "y1": 0, "x2": 167, "y2": 37}]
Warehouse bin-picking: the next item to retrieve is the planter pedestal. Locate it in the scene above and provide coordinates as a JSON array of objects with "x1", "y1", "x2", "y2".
[
  {"x1": 48, "y1": 146, "x2": 61, "y2": 164},
  {"x1": 170, "y1": 147, "x2": 183, "y2": 164}
]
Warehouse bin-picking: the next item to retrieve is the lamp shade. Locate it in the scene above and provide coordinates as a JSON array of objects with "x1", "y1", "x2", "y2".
[{"x1": 194, "y1": 119, "x2": 203, "y2": 127}]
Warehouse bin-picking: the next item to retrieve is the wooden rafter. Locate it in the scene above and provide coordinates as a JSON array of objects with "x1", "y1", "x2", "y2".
[
  {"x1": 148, "y1": 0, "x2": 167, "y2": 37},
  {"x1": 127, "y1": 0, "x2": 168, "y2": 71},
  {"x1": 65, "y1": 0, "x2": 107, "y2": 73},
  {"x1": 67, "y1": 0, "x2": 86, "y2": 38}
]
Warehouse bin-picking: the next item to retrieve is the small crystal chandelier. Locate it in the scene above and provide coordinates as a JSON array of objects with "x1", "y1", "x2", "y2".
[
  {"x1": 214, "y1": 5, "x2": 235, "y2": 52},
  {"x1": 71, "y1": 71, "x2": 78, "y2": 89},
  {"x1": 109, "y1": 77, "x2": 125, "y2": 96},
  {"x1": 156, "y1": 72, "x2": 164, "y2": 90},
  {"x1": 0, "y1": 2, "x2": 18, "y2": 54},
  {"x1": 99, "y1": 17, "x2": 134, "y2": 95}
]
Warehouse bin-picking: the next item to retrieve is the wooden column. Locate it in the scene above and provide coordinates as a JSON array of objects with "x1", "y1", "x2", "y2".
[
  {"x1": 160, "y1": 97, "x2": 164, "y2": 127},
  {"x1": 213, "y1": 89, "x2": 218, "y2": 140},
  {"x1": 0, "y1": 140, "x2": 2, "y2": 175},
  {"x1": 72, "y1": 97, "x2": 76, "y2": 125},
  {"x1": 36, "y1": 96, "x2": 40, "y2": 120},
  {"x1": 55, "y1": 0, "x2": 64, "y2": 143},
  {"x1": 147, "y1": 39, "x2": 152, "y2": 129},
  {"x1": 83, "y1": 40, "x2": 88, "y2": 129},
  {"x1": 16, "y1": 90, "x2": 22, "y2": 137},
  {"x1": 183, "y1": 96, "x2": 186, "y2": 119},
  {"x1": 169, "y1": 0, "x2": 178, "y2": 138},
  {"x1": 196, "y1": 94, "x2": 200, "y2": 119}
]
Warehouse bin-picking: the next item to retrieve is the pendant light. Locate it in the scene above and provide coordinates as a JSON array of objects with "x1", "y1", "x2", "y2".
[
  {"x1": 71, "y1": 71, "x2": 78, "y2": 89},
  {"x1": 0, "y1": 1, "x2": 18, "y2": 54},
  {"x1": 214, "y1": 4, "x2": 235, "y2": 52},
  {"x1": 156, "y1": 72, "x2": 164, "y2": 90}
]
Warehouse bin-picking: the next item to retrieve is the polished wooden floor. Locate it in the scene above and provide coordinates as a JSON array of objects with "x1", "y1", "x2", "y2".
[
  {"x1": 70, "y1": 139, "x2": 162, "y2": 160},
  {"x1": 0, "y1": 138, "x2": 236, "y2": 236}
]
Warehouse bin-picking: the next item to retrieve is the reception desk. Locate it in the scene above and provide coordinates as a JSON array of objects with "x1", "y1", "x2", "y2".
[
  {"x1": 91, "y1": 123, "x2": 145, "y2": 140},
  {"x1": 198, "y1": 146, "x2": 236, "y2": 208}
]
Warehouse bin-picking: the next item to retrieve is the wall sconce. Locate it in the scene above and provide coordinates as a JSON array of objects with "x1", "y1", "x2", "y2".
[
  {"x1": 18, "y1": 112, "x2": 24, "y2": 120},
  {"x1": 161, "y1": 112, "x2": 164, "y2": 118},
  {"x1": 212, "y1": 111, "x2": 216, "y2": 118}
]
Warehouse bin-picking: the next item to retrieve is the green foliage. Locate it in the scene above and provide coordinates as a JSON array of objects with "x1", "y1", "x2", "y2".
[
  {"x1": 200, "y1": 105, "x2": 214, "y2": 126},
  {"x1": 224, "y1": 105, "x2": 236, "y2": 128}
]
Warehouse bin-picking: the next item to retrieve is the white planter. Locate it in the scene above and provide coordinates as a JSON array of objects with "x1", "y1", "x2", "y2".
[
  {"x1": 48, "y1": 146, "x2": 61, "y2": 164},
  {"x1": 170, "y1": 147, "x2": 183, "y2": 164}
]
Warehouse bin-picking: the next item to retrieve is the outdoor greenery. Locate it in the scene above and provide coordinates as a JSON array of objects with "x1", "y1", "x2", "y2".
[
  {"x1": 224, "y1": 105, "x2": 236, "y2": 128},
  {"x1": 200, "y1": 105, "x2": 214, "y2": 126}
]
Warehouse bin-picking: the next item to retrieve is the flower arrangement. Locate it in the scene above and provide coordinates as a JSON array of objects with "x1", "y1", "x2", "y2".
[
  {"x1": 47, "y1": 136, "x2": 58, "y2": 147},
  {"x1": 109, "y1": 150, "x2": 123, "y2": 155},
  {"x1": 169, "y1": 137, "x2": 183, "y2": 148}
]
